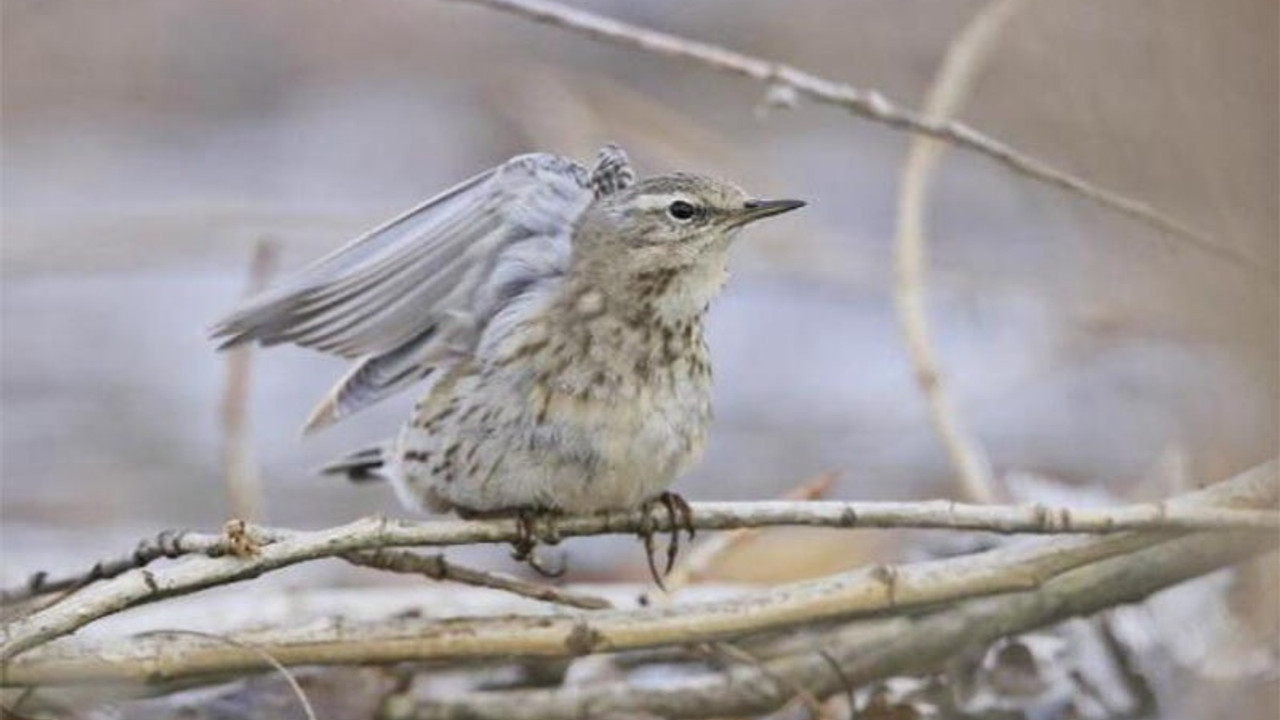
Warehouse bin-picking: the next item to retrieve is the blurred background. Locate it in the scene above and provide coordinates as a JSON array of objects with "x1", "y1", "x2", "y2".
[{"x1": 1, "y1": 0, "x2": 1276, "y2": 714}]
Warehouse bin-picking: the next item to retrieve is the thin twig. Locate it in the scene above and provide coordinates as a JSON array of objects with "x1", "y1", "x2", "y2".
[
  {"x1": 706, "y1": 641, "x2": 825, "y2": 719},
  {"x1": 342, "y1": 548, "x2": 613, "y2": 610},
  {"x1": 142, "y1": 629, "x2": 317, "y2": 720},
  {"x1": 894, "y1": 0, "x2": 1028, "y2": 503},
  {"x1": 446, "y1": 0, "x2": 1272, "y2": 281},
  {"x1": 4, "y1": 460, "x2": 1273, "y2": 683}
]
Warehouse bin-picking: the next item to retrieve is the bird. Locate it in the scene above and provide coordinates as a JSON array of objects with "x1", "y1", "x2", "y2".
[{"x1": 211, "y1": 144, "x2": 804, "y2": 581}]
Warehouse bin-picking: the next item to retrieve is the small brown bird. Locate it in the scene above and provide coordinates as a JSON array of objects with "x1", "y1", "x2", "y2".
[{"x1": 213, "y1": 145, "x2": 803, "y2": 580}]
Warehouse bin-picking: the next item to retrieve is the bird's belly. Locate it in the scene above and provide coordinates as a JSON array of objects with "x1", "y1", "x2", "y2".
[
  {"x1": 568, "y1": 383, "x2": 710, "y2": 511},
  {"x1": 398, "y1": 374, "x2": 711, "y2": 515}
]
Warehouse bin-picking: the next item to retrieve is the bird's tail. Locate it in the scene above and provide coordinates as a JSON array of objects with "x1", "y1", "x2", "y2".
[{"x1": 320, "y1": 442, "x2": 391, "y2": 483}]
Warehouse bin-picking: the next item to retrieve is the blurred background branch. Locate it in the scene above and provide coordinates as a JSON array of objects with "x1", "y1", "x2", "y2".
[
  {"x1": 894, "y1": 0, "x2": 1028, "y2": 504},
  {"x1": 218, "y1": 238, "x2": 279, "y2": 522}
]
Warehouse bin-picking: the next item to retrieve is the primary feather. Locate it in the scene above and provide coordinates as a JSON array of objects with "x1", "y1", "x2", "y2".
[{"x1": 212, "y1": 148, "x2": 634, "y2": 432}]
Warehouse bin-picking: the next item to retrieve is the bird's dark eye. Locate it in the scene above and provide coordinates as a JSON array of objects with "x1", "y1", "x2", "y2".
[{"x1": 667, "y1": 200, "x2": 697, "y2": 221}]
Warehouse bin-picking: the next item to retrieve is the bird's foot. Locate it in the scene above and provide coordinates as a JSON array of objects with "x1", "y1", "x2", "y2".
[
  {"x1": 637, "y1": 492, "x2": 697, "y2": 589},
  {"x1": 511, "y1": 508, "x2": 566, "y2": 578}
]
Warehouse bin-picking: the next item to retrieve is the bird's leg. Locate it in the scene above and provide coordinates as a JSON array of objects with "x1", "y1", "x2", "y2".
[
  {"x1": 637, "y1": 492, "x2": 697, "y2": 588},
  {"x1": 510, "y1": 508, "x2": 538, "y2": 562}
]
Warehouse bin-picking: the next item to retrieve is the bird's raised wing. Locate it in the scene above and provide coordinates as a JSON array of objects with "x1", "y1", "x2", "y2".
[{"x1": 211, "y1": 151, "x2": 612, "y2": 432}]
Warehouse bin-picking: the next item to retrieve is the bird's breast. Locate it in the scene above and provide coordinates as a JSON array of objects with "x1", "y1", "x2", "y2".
[{"x1": 529, "y1": 311, "x2": 714, "y2": 483}]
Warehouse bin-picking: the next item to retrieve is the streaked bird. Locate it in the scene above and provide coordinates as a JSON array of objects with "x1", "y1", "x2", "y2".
[{"x1": 212, "y1": 145, "x2": 804, "y2": 580}]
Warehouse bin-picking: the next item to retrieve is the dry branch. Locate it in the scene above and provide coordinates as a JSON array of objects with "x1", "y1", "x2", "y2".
[
  {"x1": 4, "y1": 460, "x2": 1274, "y2": 685},
  {"x1": 446, "y1": 0, "x2": 1272, "y2": 281},
  {"x1": 4, "y1": 477, "x2": 1278, "y2": 662},
  {"x1": 1, "y1": 530, "x2": 223, "y2": 605}
]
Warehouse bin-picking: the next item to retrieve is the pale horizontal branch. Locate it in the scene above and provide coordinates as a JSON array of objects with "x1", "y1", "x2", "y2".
[
  {"x1": 4, "y1": 461, "x2": 1274, "y2": 685},
  {"x1": 9, "y1": 492, "x2": 1278, "y2": 604},
  {"x1": 448, "y1": 0, "x2": 1272, "y2": 280},
  {"x1": 3, "y1": 474, "x2": 1277, "y2": 661},
  {"x1": 401, "y1": 528, "x2": 1276, "y2": 719},
  {"x1": 661, "y1": 472, "x2": 837, "y2": 592}
]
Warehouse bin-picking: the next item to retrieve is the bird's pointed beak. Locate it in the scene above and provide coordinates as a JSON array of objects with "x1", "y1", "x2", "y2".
[{"x1": 734, "y1": 198, "x2": 806, "y2": 227}]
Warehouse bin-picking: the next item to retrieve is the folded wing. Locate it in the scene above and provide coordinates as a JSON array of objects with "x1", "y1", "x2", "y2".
[{"x1": 211, "y1": 152, "x2": 594, "y2": 432}]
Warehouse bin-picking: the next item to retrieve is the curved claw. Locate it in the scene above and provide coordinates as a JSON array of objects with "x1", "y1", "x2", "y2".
[
  {"x1": 635, "y1": 492, "x2": 696, "y2": 588},
  {"x1": 668, "y1": 492, "x2": 696, "y2": 542},
  {"x1": 657, "y1": 492, "x2": 694, "y2": 575},
  {"x1": 508, "y1": 509, "x2": 567, "y2": 577},
  {"x1": 637, "y1": 505, "x2": 667, "y2": 591}
]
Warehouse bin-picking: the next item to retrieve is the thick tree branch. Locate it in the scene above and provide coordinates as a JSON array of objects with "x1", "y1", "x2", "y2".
[
  {"x1": 446, "y1": 0, "x2": 1272, "y2": 281},
  {"x1": 4, "y1": 461, "x2": 1273, "y2": 685},
  {"x1": 399, "y1": 530, "x2": 1276, "y2": 719}
]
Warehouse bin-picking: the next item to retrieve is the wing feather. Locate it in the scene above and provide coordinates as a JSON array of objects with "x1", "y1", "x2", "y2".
[{"x1": 211, "y1": 152, "x2": 595, "y2": 431}]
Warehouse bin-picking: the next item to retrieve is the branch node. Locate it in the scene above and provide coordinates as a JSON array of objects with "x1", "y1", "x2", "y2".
[{"x1": 222, "y1": 519, "x2": 259, "y2": 558}]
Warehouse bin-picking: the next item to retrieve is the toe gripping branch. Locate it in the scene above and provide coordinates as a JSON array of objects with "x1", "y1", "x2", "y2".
[
  {"x1": 510, "y1": 509, "x2": 566, "y2": 578},
  {"x1": 505, "y1": 495, "x2": 696, "y2": 587}
]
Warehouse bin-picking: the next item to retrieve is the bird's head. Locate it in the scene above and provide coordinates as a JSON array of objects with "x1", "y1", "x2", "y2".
[{"x1": 573, "y1": 172, "x2": 805, "y2": 275}]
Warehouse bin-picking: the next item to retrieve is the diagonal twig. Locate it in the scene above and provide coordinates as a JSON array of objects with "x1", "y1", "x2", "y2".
[
  {"x1": 342, "y1": 548, "x2": 612, "y2": 610},
  {"x1": 446, "y1": 0, "x2": 1272, "y2": 281}
]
